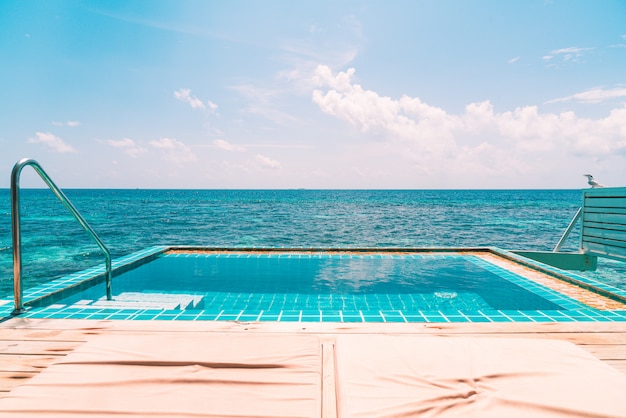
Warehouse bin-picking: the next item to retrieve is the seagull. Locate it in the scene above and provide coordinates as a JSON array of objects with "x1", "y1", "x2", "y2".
[{"x1": 583, "y1": 174, "x2": 604, "y2": 188}]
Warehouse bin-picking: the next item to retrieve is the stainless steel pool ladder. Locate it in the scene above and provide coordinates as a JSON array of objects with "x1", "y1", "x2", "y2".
[{"x1": 10, "y1": 158, "x2": 112, "y2": 315}]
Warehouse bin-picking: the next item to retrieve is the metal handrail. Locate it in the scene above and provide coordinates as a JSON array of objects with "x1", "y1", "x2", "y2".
[
  {"x1": 11, "y1": 158, "x2": 112, "y2": 315},
  {"x1": 553, "y1": 207, "x2": 582, "y2": 252}
]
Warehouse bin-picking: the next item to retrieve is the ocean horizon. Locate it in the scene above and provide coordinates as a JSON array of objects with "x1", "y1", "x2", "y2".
[{"x1": 1, "y1": 188, "x2": 624, "y2": 298}]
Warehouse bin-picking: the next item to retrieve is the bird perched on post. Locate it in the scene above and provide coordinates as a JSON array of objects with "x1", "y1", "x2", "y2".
[{"x1": 583, "y1": 174, "x2": 604, "y2": 188}]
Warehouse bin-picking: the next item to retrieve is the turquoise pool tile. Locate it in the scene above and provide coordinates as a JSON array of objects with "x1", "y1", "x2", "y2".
[
  {"x1": 217, "y1": 313, "x2": 240, "y2": 321},
  {"x1": 573, "y1": 310, "x2": 606, "y2": 319},
  {"x1": 463, "y1": 315, "x2": 492, "y2": 323},
  {"x1": 279, "y1": 315, "x2": 301, "y2": 322},
  {"x1": 362, "y1": 312, "x2": 385, "y2": 322},
  {"x1": 177, "y1": 313, "x2": 200, "y2": 321},
  {"x1": 195, "y1": 312, "x2": 221, "y2": 320},
  {"x1": 153, "y1": 314, "x2": 179, "y2": 320},
  {"x1": 66, "y1": 312, "x2": 92, "y2": 319},
  {"x1": 280, "y1": 310, "x2": 301, "y2": 317},
  {"x1": 402, "y1": 313, "x2": 426, "y2": 322},
  {"x1": 478, "y1": 311, "x2": 512, "y2": 322},
  {"x1": 443, "y1": 314, "x2": 470, "y2": 322},
  {"x1": 133, "y1": 314, "x2": 160, "y2": 320},
  {"x1": 238, "y1": 313, "x2": 261, "y2": 321},
  {"x1": 107, "y1": 313, "x2": 134, "y2": 320},
  {"x1": 380, "y1": 311, "x2": 406, "y2": 322},
  {"x1": 486, "y1": 315, "x2": 513, "y2": 322},
  {"x1": 422, "y1": 313, "x2": 449, "y2": 322},
  {"x1": 258, "y1": 312, "x2": 280, "y2": 321},
  {"x1": 562, "y1": 310, "x2": 595, "y2": 318},
  {"x1": 44, "y1": 313, "x2": 70, "y2": 319},
  {"x1": 56, "y1": 307, "x2": 84, "y2": 314},
  {"x1": 85, "y1": 312, "x2": 115, "y2": 320},
  {"x1": 301, "y1": 309, "x2": 321, "y2": 316},
  {"x1": 599, "y1": 311, "x2": 626, "y2": 319},
  {"x1": 341, "y1": 314, "x2": 363, "y2": 323}
]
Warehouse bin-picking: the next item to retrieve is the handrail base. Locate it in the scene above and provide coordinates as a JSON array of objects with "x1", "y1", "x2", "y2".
[{"x1": 11, "y1": 307, "x2": 28, "y2": 316}]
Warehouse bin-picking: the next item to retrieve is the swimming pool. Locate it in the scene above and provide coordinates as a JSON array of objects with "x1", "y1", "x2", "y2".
[
  {"x1": 59, "y1": 252, "x2": 563, "y2": 311},
  {"x1": 6, "y1": 247, "x2": 626, "y2": 323}
]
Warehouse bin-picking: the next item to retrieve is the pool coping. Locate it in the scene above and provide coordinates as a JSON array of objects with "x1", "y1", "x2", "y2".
[{"x1": 2, "y1": 246, "x2": 626, "y2": 323}]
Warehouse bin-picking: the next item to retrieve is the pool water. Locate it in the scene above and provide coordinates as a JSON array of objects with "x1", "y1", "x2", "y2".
[{"x1": 57, "y1": 253, "x2": 564, "y2": 312}]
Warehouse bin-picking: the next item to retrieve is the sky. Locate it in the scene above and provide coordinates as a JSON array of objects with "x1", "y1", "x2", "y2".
[{"x1": 1, "y1": 0, "x2": 625, "y2": 189}]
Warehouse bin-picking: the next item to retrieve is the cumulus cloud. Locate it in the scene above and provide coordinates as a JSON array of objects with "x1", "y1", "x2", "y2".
[
  {"x1": 149, "y1": 137, "x2": 197, "y2": 163},
  {"x1": 546, "y1": 87, "x2": 626, "y2": 104},
  {"x1": 310, "y1": 65, "x2": 626, "y2": 164},
  {"x1": 255, "y1": 154, "x2": 281, "y2": 169},
  {"x1": 28, "y1": 132, "x2": 76, "y2": 153},
  {"x1": 213, "y1": 139, "x2": 246, "y2": 152},
  {"x1": 312, "y1": 66, "x2": 457, "y2": 154},
  {"x1": 174, "y1": 88, "x2": 218, "y2": 112},
  {"x1": 107, "y1": 138, "x2": 147, "y2": 158}
]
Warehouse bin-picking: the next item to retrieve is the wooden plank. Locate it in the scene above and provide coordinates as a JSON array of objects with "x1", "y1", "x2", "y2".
[
  {"x1": 12, "y1": 317, "x2": 626, "y2": 334},
  {"x1": 585, "y1": 220, "x2": 626, "y2": 232},
  {"x1": 425, "y1": 332, "x2": 626, "y2": 345},
  {"x1": 583, "y1": 241, "x2": 626, "y2": 260},
  {"x1": 585, "y1": 212, "x2": 626, "y2": 224},
  {"x1": 0, "y1": 354, "x2": 63, "y2": 372},
  {"x1": 0, "y1": 319, "x2": 625, "y2": 399},
  {"x1": 0, "y1": 371, "x2": 38, "y2": 392},
  {"x1": 0, "y1": 328, "x2": 92, "y2": 342},
  {"x1": 584, "y1": 236, "x2": 626, "y2": 248},
  {"x1": 583, "y1": 226, "x2": 626, "y2": 242},
  {"x1": 579, "y1": 344, "x2": 626, "y2": 360},
  {"x1": 585, "y1": 197, "x2": 626, "y2": 209},
  {"x1": 584, "y1": 187, "x2": 626, "y2": 198},
  {"x1": 586, "y1": 207, "x2": 626, "y2": 216},
  {"x1": 603, "y1": 360, "x2": 626, "y2": 374},
  {"x1": 586, "y1": 199, "x2": 626, "y2": 205},
  {"x1": 412, "y1": 321, "x2": 626, "y2": 334},
  {"x1": 4, "y1": 316, "x2": 626, "y2": 335},
  {"x1": 322, "y1": 343, "x2": 337, "y2": 418},
  {"x1": 0, "y1": 340, "x2": 82, "y2": 355},
  {"x1": 583, "y1": 238, "x2": 626, "y2": 250}
]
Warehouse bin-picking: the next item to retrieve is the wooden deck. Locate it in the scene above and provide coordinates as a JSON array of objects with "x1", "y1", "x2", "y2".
[{"x1": 2, "y1": 317, "x2": 626, "y2": 397}]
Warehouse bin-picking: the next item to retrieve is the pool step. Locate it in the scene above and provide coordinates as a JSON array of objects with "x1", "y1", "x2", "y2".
[{"x1": 89, "y1": 292, "x2": 205, "y2": 310}]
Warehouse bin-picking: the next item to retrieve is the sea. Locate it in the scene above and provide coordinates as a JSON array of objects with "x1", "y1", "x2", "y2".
[{"x1": 1, "y1": 189, "x2": 624, "y2": 299}]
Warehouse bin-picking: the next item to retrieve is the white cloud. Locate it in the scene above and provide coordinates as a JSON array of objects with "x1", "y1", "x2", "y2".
[
  {"x1": 312, "y1": 66, "x2": 458, "y2": 154},
  {"x1": 543, "y1": 46, "x2": 592, "y2": 63},
  {"x1": 52, "y1": 120, "x2": 80, "y2": 127},
  {"x1": 255, "y1": 154, "x2": 281, "y2": 169},
  {"x1": 106, "y1": 138, "x2": 147, "y2": 158},
  {"x1": 28, "y1": 132, "x2": 76, "y2": 153},
  {"x1": 310, "y1": 65, "x2": 626, "y2": 168},
  {"x1": 213, "y1": 139, "x2": 246, "y2": 152},
  {"x1": 231, "y1": 84, "x2": 298, "y2": 125},
  {"x1": 546, "y1": 87, "x2": 626, "y2": 104},
  {"x1": 174, "y1": 88, "x2": 218, "y2": 112},
  {"x1": 507, "y1": 57, "x2": 520, "y2": 64},
  {"x1": 149, "y1": 137, "x2": 197, "y2": 163}
]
